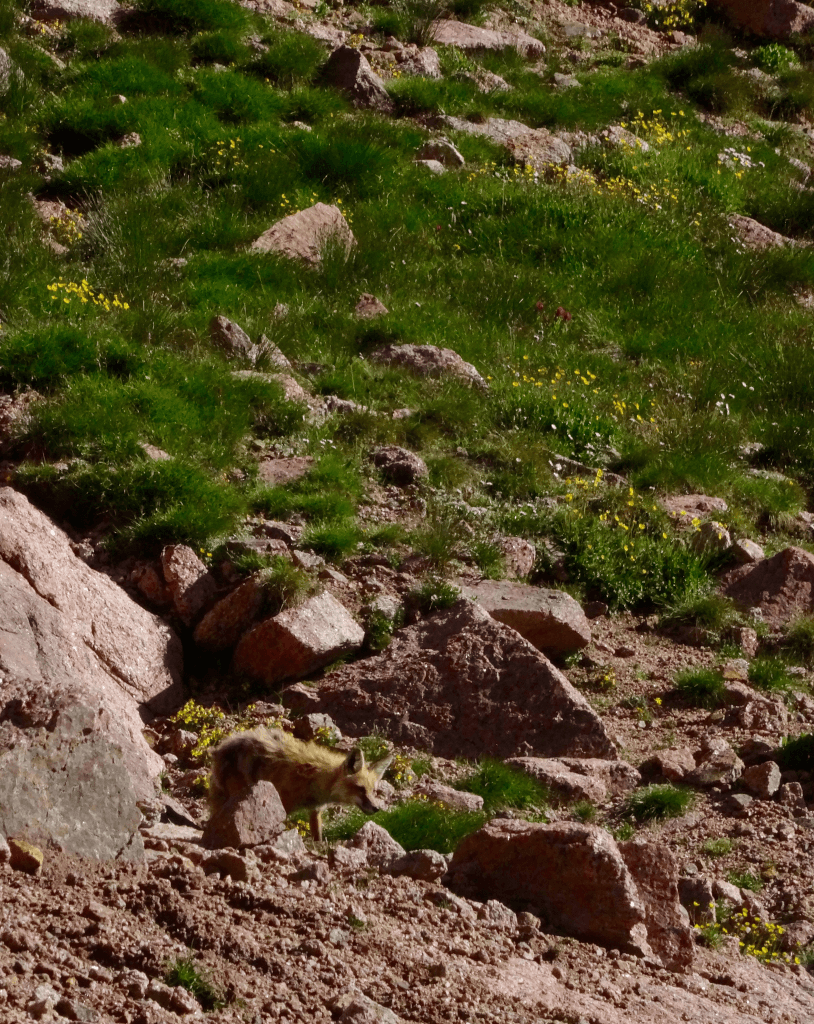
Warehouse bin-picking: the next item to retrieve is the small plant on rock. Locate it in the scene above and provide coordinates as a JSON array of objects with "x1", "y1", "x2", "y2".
[
  {"x1": 572, "y1": 800, "x2": 597, "y2": 824},
  {"x1": 164, "y1": 954, "x2": 223, "y2": 1011},
  {"x1": 727, "y1": 869, "x2": 763, "y2": 892},
  {"x1": 410, "y1": 576, "x2": 461, "y2": 615},
  {"x1": 748, "y1": 656, "x2": 795, "y2": 695},
  {"x1": 702, "y1": 837, "x2": 733, "y2": 858},
  {"x1": 624, "y1": 784, "x2": 694, "y2": 823}
]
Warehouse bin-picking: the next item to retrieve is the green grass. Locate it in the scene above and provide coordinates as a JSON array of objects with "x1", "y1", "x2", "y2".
[
  {"x1": 748, "y1": 656, "x2": 796, "y2": 695},
  {"x1": 409, "y1": 577, "x2": 461, "y2": 615},
  {"x1": 784, "y1": 618, "x2": 814, "y2": 667},
  {"x1": 323, "y1": 800, "x2": 486, "y2": 854},
  {"x1": 703, "y1": 837, "x2": 734, "y2": 858},
  {"x1": 727, "y1": 869, "x2": 764, "y2": 893},
  {"x1": 624, "y1": 784, "x2": 694, "y2": 823},
  {"x1": 455, "y1": 759, "x2": 549, "y2": 815},
  {"x1": 164, "y1": 954, "x2": 224, "y2": 1010},
  {"x1": 777, "y1": 732, "x2": 814, "y2": 772},
  {"x1": 674, "y1": 667, "x2": 727, "y2": 709}
]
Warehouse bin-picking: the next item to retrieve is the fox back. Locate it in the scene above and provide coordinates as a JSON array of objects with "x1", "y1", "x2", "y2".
[{"x1": 209, "y1": 727, "x2": 392, "y2": 824}]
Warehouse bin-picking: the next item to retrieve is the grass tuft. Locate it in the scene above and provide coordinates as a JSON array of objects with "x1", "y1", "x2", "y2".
[
  {"x1": 625, "y1": 784, "x2": 694, "y2": 823},
  {"x1": 455, "y1": 759, "x2": 548, "y2": 815},
  {"x1": 323, "y1": 799, "x2": 486, "y2": 854},
  {"x1": 674, "y1": 667, "x2": 727, "y2": 709}
]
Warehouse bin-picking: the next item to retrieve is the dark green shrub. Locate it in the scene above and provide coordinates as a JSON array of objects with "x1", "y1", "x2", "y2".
[
  {"x1": 248, "y1": 31, "x2": 325, "y2": 89},
  {"x1": 134, "y1": 0, "x2": 247, "y2": 34}
]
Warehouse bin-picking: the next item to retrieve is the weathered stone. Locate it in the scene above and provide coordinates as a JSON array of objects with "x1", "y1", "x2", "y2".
[
  {"x1": 251, "y1": 203, "x2": 356, "y2": 266},
  {"x1": 257, "y1": 456, "x2": 314, "y2": 486},
  {"x1": 685, "y1": 737, "x2": 743, "y2": 788},
  {"x1": 690, "y1": 521, "x2": 732, "y2": 556},
  {"x1": 321, "y1": 46, "x2": 394, "y2": 113},
  {"x1": 721, "y1": 547, "x2": 814, "y2": 628},
  {"x1": 293, "y1": 600, "x2": 615, "y2": 760},
  {"x1": 201, "y1": 849, "x2": 256, "y2": 883},
  {"x1": 372, "y1": 446, "x2": 428, "y2": 486},
  {"x1": 733, "y1": 538, "x2": 765, "y2": 564},
  {"x1": 331, "y1": 992, "x2": 403, "y2": 1024},
  {"x1": 436, "y1": 115, "x2": 571, "y2": 169},
  {"x1": 715, "y1": 0, "x2": 814, "y2": 41},
  {"x1": 292, "y1": 712, "x2": 341, "y2": 742},
  {"x1": 662, "y1": 493, "x2": 728, "y2": 523},
  {"x1": 478, "y1": 899, "x2": 518, "y2": 930},
  {"x1": 233, "y1": 592, "x2": 364, "y2": 684},
  {"x1": 329, "y1": 845, "x2": 369, "y2": 872},
  {"x1": 210, "y1": 315, "x2": 253, "y2": 359},
  {"x1": 161, "y1": 544, "x2": 217, "y2": 626},
  {"x1": 619, "y1": 839, "x2": 694, "y2": 971},
  {"x1": 414, "y1": 158, "x2": 446, "y2": 175},
  {"x1": 730, "y1": 213, "x2": 795, "y2": 251},
  {"x1": 0, "y1": 832, "x2": 9, "y2": 864},
  {"x1": 346, "y1": 820, "x2": 405, "y2": 868},
  {"x1": 740, "y1": 761, "x2": 781, "y2": 799},
  {"x1": 457, "y1": 581, "x2": 591, "y2": 655},
  {"x1": 507, "y1": 757, "x2": 640, "y2": 804},
  {"x1": 384, "y1": 848, "x2": 448, "y2": 882},
  {"x1": 0, "y1": 705, "x2": 144, "y2": 861},
  {"x1": 7, "y1": 837, "x2": 43, "y2": 874},
  {"x1": 725, "y1": 792, "x2": 754, "y2": 817},
  {"x1": 202, "y1": 781, "x2": 287, "y2": 849},
  {"x1": 645, "y1": 747, "x2": 697, "y2": 783},
  {"x1": 30, "y1": 0, "x2": 120, "y2": 25},
  {"x1": 395, "y1": 45, "x2": 442, "y2": 79},
  {"x1": 415, "y1": 782, "x2": 484, "y2": 813},
  {"x1": 431, "y1": 20, "x2": 544, "y2": 58},
  {"x1": 0, "y1": 488, "x2": 182, "y2": 801},
  {"x1": 0, "y1": 154, "x2": 22, "y2": 172},
  {"x1": 497, "y1": 536, "x2": 536, "y2": 579},
  {"x1": 194, "y1": 575, "x2": 264, "y2": 651},
  {"x1": 355, "y1": 293, "x2": 388, "y2": 319},
  {"x1": 416, "y1": 138, "x2": 465, "y2": 168},
  {"x1": 448, "y1": 820, "x2": 650, "y2": 954},
  {"x1": 370, "y1": 343, "x2": 487, "y2": 391},
  {"x1": 712, "y1": 878, "x2": 743, "y2": 906},
  {"x1": 779, "y1": 781, "x2": 807, "y2": 813},
  {"x1": 781, "y1": 919, "x2": 814, "y2": 951}
]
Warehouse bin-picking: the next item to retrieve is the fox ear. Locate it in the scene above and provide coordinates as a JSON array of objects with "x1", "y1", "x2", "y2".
[
  {"x1": 370, "y1": 755, "x2": 394, "y2": 782},
  {"x1": 345, "y1": 747, "x2": 365, "y2": 774}
]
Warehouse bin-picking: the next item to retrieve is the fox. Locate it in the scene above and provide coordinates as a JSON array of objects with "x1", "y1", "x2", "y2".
[{"x1": 209, "y1": 727, "x2": 393, "y2": 842}]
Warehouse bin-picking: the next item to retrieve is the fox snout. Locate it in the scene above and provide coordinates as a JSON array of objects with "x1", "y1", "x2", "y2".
[{"x1": 359, "y1": 793, "x2": 383, "y2": 815}]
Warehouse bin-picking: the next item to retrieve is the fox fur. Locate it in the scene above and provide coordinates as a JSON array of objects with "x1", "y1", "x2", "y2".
[{"x1": 209, "y1": 727, "x2": 393, "y2": 841}]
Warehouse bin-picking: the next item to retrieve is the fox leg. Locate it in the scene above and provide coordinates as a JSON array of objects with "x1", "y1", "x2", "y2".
[{"x1": 309, "y1": 809, "x2": 323, "y2": 842}]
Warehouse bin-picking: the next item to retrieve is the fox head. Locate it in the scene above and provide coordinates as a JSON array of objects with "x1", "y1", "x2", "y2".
[{"x1": 332, "y1": 747, "x2": 393, "y2": 814}]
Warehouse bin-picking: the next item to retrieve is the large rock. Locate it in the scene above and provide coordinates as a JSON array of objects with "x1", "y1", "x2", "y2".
[
  {"x1": 714, "y1": 0, "x2": 814, "y2": 40},
  {"x1": 447, "y1": 820, "x2": 651, "y2": 955},
  {"x1": 251, "y1": 203, "x2": 356, "y2": 267},
  {"x1": 457, "y1": 581, "x2": 590, "y2": 655},
  {"x1": 431, "y1": 20, "x2": 545, "y2": 59},
  {"x1": 619, "y1": 839, "x2": 694, "y2": 972},
  {"x1": 0, "y1": 705, "x2": 144, "y2": 860},
  {"x1": 740, "y1": 761, "x2": 781, "y2": 799},
  {"x1": 161, "y1": 544, "x2": 217, "y2": 626},
  {"x1": 729, "y1": 214, "x2": 795, "y2": 251},
  {"x1": 194, "y1": 574, "x2": 265, "y2": 651},
  {"x1": 721, "y1": 547, "x2": 814, "y2": 628},
  {"x1": 202, "y1": 780, "x2": 287, "y2": 849},
  {"x1": 684, "y1": 737, "x2": 743, "y2": 789},
  {"x1": 369, "y1": 343, "x2": 487, "y2": 391},
  {"x1": 0, "y1": 488, "x2": 182, "y2": 800},
  {"x1": 288, "y1": 600, "x2": 616, "y2": 760},
  {"x1": 321, "y1": 46, "x2": 394, "y2": 113},
  {"x1": 506, "y1": 757, "x2": 640, "y2": 805},
  {"x1": 233, "y1": 591, "x2": 365, "y2": 685},
  {"x1": 436, "y1": 115, "x2": 571, "y2": 169},
  {"x1": 30, "y1": 0, "x2": 121, "y2": 25},
  {"x1": 371, "y1": 445, "x2": 428, "y2": 486}
]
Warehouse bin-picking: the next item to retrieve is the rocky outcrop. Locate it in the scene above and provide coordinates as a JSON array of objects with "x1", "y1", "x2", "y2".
[
  {"x1": 431, "y1": 20, "x2": 545, "y2": 59},
  {"x1": 369, "y1": 343, "x2": 488, "y2": 390},
  {"x1": 729, "y1": 214, "x2": 795, "y2": 251},
  {"x1": 714, "y1": 0, "x2": 814, "y2": 40},
  {"x1": 506, "y1": 757, "x2": 640, "y2": 804},
  {"x1": 447, "y1": 820, "x2": 651, "y2": 955},
  {"x1": 321, "y1": 46, "x2": 394, "y2": 113},
  {"x1": 457, "y1": 581, "x2": 590, "y2": 655},
  {"x1": 251, "y1": 203, "x2": 356, "y2": 266},
  {"x1": 233, "y1": 592, "x2": 365, "y2": 685},
  {"x1": 436, "y1": 116, "x2": 571, "y2": 169},
  {"x1": 0, "y1": 705, "x2": 144, "y2": 860},
  {"x1": 30, "y1": 0, "x2": 121, "y2": 25},
  {"x1": 721, "y1": 546, "x2": 814, "y2": 627},
  {"x1": 371, "y1": 446, "x2": 428, "y2": 486},
  {"x1": 287, "y1": 600, "x2": 616, "y2": 760},
  {"x1": 0, "y1": 487, "x2": 183, "y2": 801}
]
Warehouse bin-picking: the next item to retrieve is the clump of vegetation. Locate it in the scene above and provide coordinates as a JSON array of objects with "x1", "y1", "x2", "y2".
[
  {"x1": 784, "y1": 618, "x2": 814, "y2": 667},
  {"x1": 674, "y1": 667, "x2": 727, "y2": 709},
  {"x1": 409, "y1": 577, "x2": 461, "y2": 615},
  {"x1": 702, "y1": 837, "x2": 733, "y2": 858},
  {"x1": 727, "y1": 869, "x2": 764, "y2": 892},
  {"x1": 572, "y1": 800, "x2": 597, "y2": 824},
  {"x1": 455, "y1": 759, "x2": 548, "y2": 815},
  {"x1": 164, "y1": 954, "x2": 224, "y2": 1010},
  {"x1": 747, "y1": 656, "x2": 796, "y2": 695},
  {"x1": 777, "y1": 732, "x2": 814, "y2": 772},
  {"x1": 624, "y1": 784, "x2": 694, "y2": 823},
  {"x1": 323, "y1": 798, "x2": 486, "y2": 854}
]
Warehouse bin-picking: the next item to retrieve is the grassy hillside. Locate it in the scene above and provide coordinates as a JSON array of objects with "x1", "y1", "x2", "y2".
[{"x1": 3, "y1": 0, "x2": 814, "y2": 609}]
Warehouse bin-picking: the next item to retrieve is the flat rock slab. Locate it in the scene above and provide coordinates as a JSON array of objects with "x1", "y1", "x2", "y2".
[
  {"x1": 721, "y1": 546, "x2": 814, "y2": 628},
  {"x1": 0, "y1": 705, "x2": 144, "y2": 861},
  {"x1": 233, "y1": 592, "x2": 365, "y2": 685},
  {"x1": 431, "y1": 20, "x2": 545, "y2": 59},
  {"x1": 715, "y1": 0, "x2": 814, "y2": 40},
  {"x1": 506, "y1": 757, "x2": 640, "y2": 804},
  {"x1": 0, "y1": 487, "x2": 182, "y2": 800},
  {"x1": 287, "y1": 599, "x2": 616, "y2": 760},
  {"x1": 437, "y1": 115, "x2": 571, "y2": 168},
  {"x1": 30, "y1": 0, "x2": 121, "y2": 23},
  {"x1": 251, "y1": 203, "x2": 355, "y2": 266},
  {"x1": 458, "y1": 581, "x2": 590, "y2": 654},
  {"x1": 257, "y1": 456, "x2": 314, "y2": 486},
  {"x1": 369, "y1": 343, "x2": 487, "y2": 390},
  {"x1": 448, "y1": 820, "x2": 651, "y2": 955}
]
